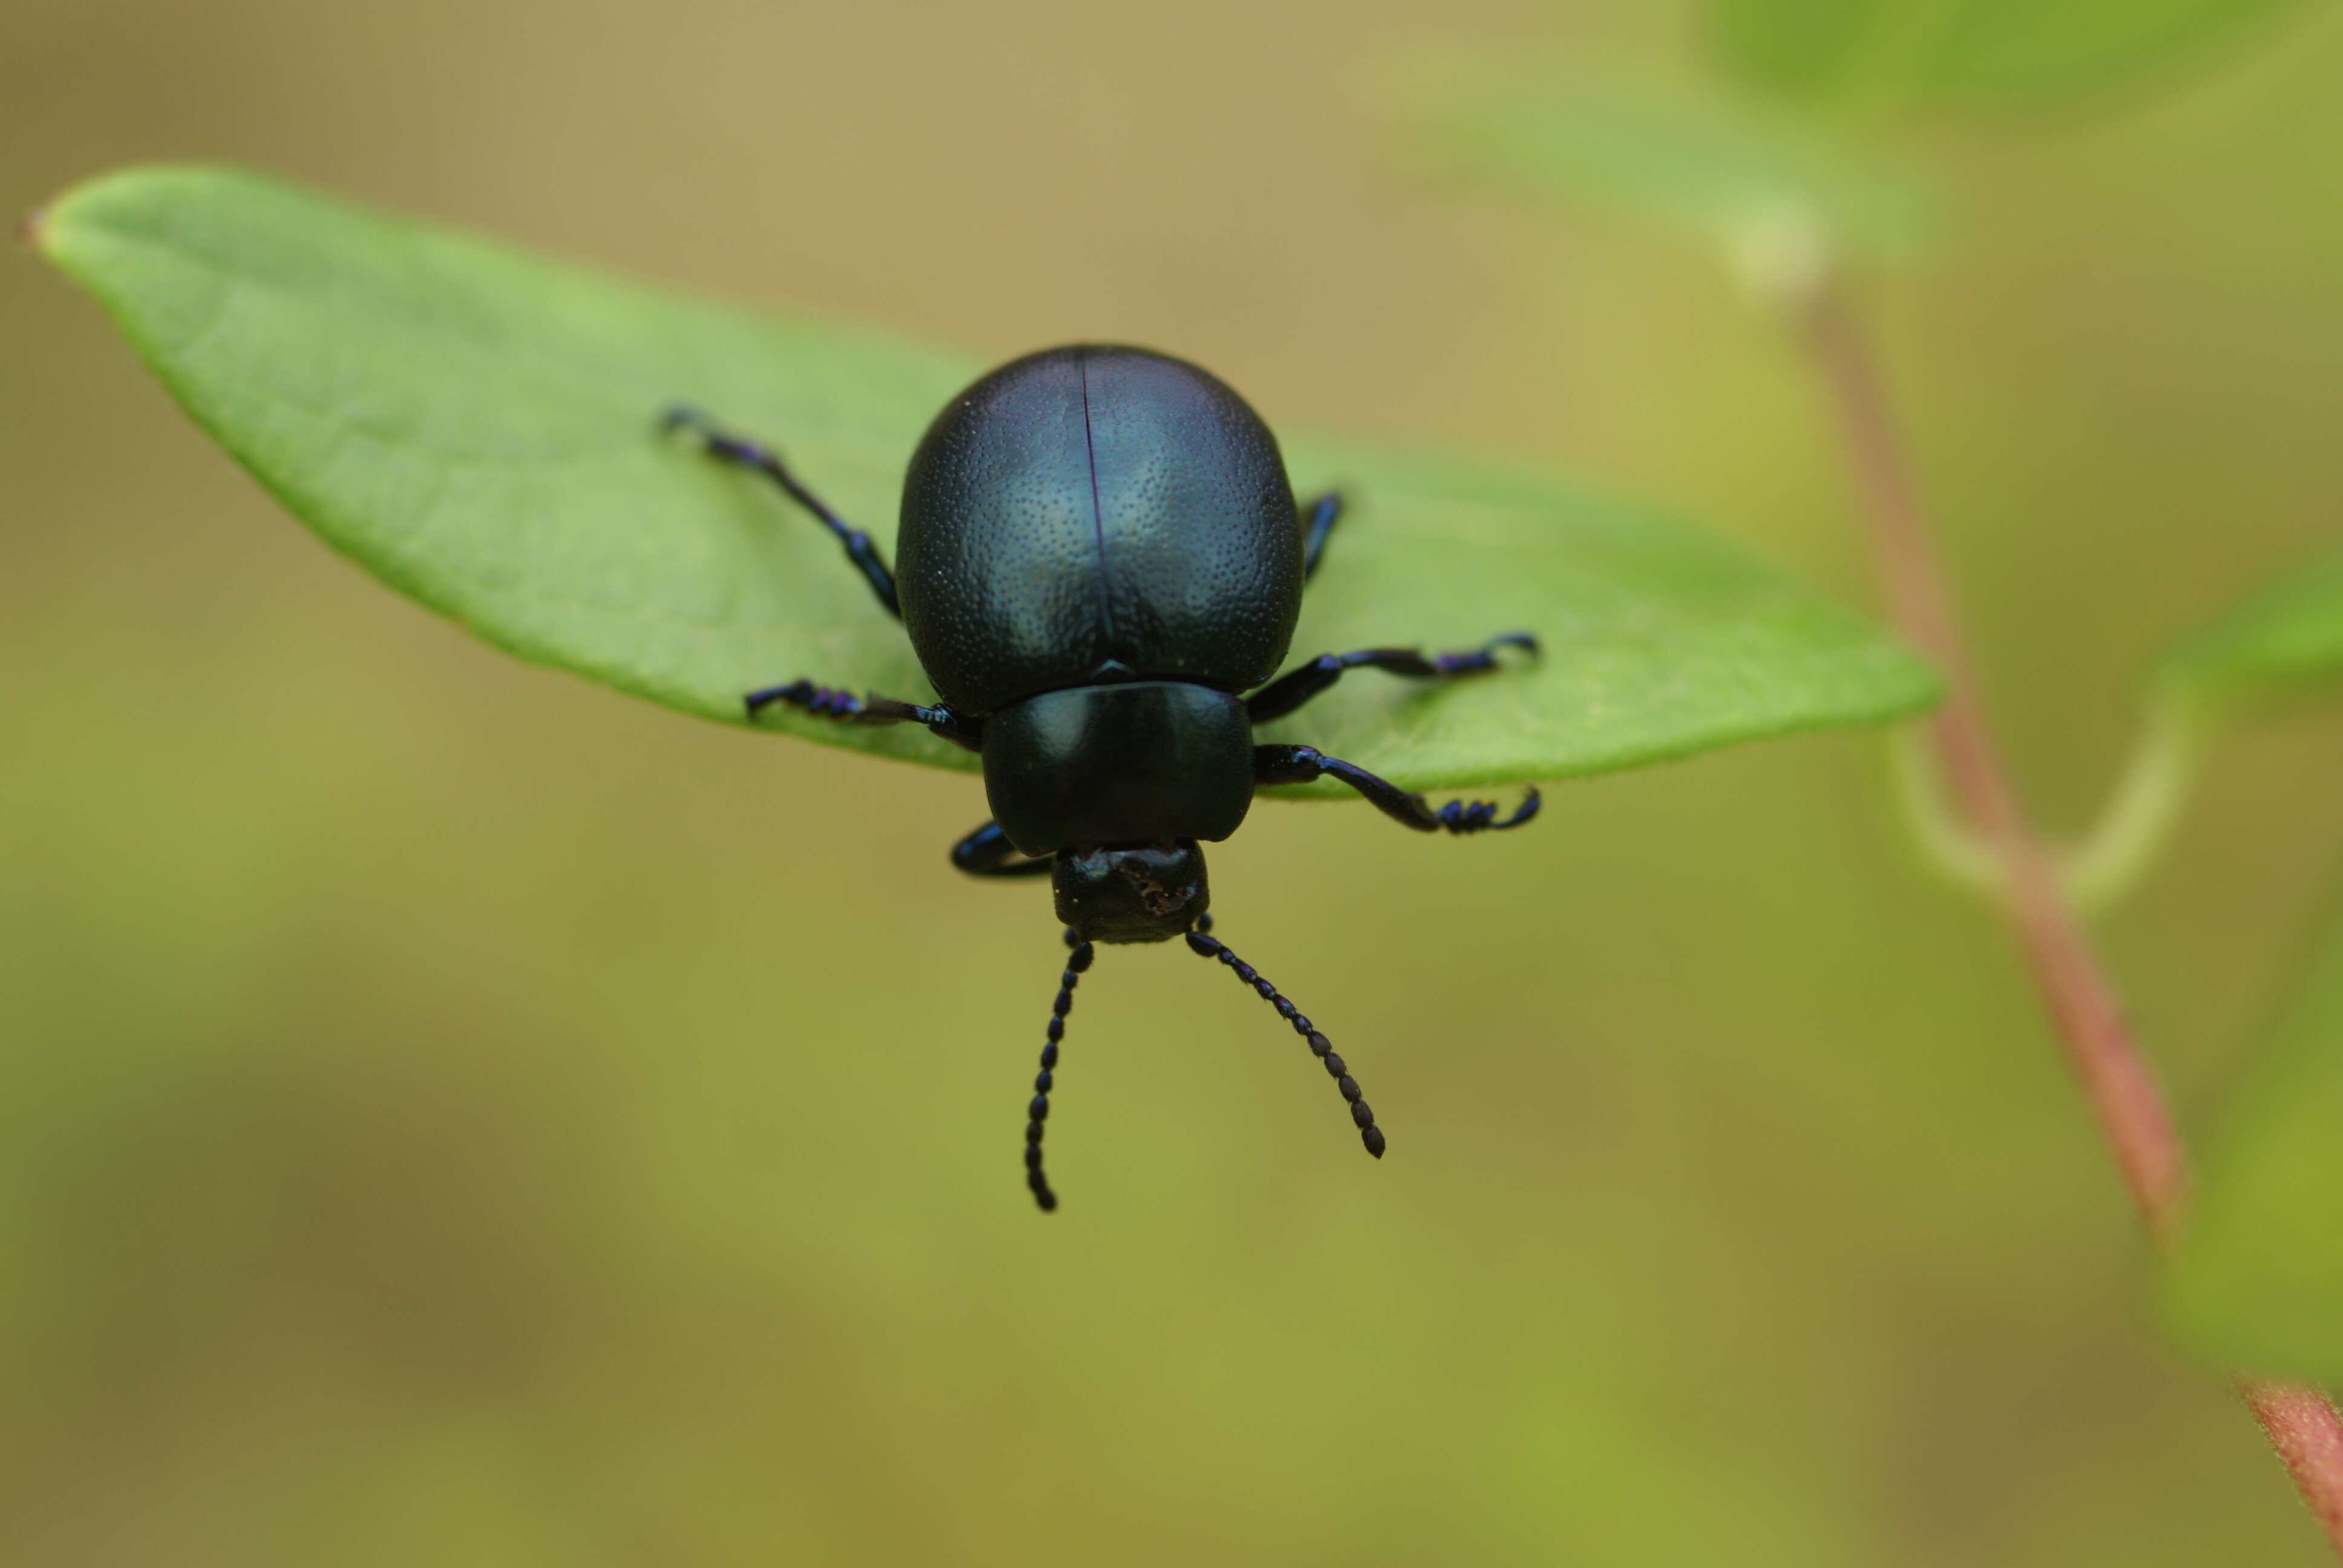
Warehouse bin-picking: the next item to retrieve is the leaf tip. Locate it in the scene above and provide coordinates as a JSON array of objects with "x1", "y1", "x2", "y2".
[{"x1": 14, "y1": 201, "x2": 48, "y2": 252}]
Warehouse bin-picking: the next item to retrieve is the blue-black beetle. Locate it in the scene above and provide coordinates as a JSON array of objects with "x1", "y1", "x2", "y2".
[{"x1": 665, "y1": 344, "x2": 1538, "y2": 1209}]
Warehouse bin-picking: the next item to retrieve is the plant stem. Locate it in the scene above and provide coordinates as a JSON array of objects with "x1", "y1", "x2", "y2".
[
  {"x1": 2060, "y1": 696, "x2": 2203, "y2": 915},
  {"x1": 1794, "y1": 273, "x2": 2343, "y2": 1558},
  {"x1": 2250, "y1": 1380, "x2": 2343, "y2": 1549},
  {"x1": 1803, "y1": 278, "x2": 2186, "y2": 1230}
]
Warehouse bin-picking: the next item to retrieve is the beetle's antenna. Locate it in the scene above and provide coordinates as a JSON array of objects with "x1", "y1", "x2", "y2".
[
  {"x1": 1024, "y1": 929, "x2": 1094, "y2": 1212},
  {"x1": 1182, "y1": 914, "x2": 1384, "y2": 1160}
]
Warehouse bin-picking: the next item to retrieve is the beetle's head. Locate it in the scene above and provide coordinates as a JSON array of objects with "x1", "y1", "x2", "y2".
[{"x1": 1051, "y1": 839, "x2": 1208, "y2": 944}]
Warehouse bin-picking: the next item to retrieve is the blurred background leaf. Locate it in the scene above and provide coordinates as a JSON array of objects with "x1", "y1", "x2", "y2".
[
  {"x1": 1705, "y1": 0, "x2": 2318, "y2": 114},
  {"x1": 2059, "y1": 545, "x2": 2343, "y2": 910},
  {"x1": 2158, "y1": 543, "x2": 2343, "y2": 711},
  {"x1": 2166, "y1": 885, "x2": 2343, "y2": 1382},
  {"x1": 1383, "y1": 60, "x2": 1940, "y2": 266},
  {"x1": 40, "y1": 163, "x2": 1938, "y2": 792}
]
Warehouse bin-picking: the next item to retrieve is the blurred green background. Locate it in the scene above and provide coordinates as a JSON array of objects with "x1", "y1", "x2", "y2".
[{"x1": 6, "y1": 1, "x2": 2343, "y2": 1563}]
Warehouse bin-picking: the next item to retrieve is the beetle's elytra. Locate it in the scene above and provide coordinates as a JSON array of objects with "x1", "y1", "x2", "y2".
[{"x1": 664, "y1": 344, "x2": 1538, "y2": 1210}]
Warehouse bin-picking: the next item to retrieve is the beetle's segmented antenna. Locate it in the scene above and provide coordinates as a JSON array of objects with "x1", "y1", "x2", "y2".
[
  {"x1": 1183, "y1": 914, "x2": 1384, "y2": 1160},
  {"x1": 1024, "y1": 929, "x2": 1095, "y2": 1212}
]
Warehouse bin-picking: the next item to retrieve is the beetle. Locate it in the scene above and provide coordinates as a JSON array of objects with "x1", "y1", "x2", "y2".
[{"x1": 664, "y1": 344, "x2": 1538, "y2": 1210}]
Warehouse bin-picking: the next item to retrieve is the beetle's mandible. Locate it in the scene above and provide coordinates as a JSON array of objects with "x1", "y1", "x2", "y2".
[{"x1": 664, "y1": 344, "x2": 1538, "y2": 1210}]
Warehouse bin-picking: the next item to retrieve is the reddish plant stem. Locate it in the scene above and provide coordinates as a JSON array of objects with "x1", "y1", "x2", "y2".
[
  {"x1": 1797, "y1": 276, "x2": 2343, "y2": 1558},
  {"x1": 2250, "y1": 1382, "x2": 2343, "y2": 1550}
]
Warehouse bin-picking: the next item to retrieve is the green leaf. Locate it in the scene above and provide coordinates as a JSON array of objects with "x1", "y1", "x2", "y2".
[
  {"x1": 2157, "y1": 544, "x2": 2343, "y2": 711},
  {"x1": 2036, "y1": 545, "x2": 2343, "y2": 914},
  {"x1": 1706, "y1": 0, "x2": 2313, "y2": 114},
  {"x1": 1383, "y1": 61, "x2": 1938, "y2": 267},
  {"x1": 2166, "y1": 887, "x2": 2343, "y2": 1381},
  {"x1": 1707, "y1": 0, "x2": 1889, "y2": 103},
  {"x1": 34, "y1": 163, "x2": 1938, "y2": 791},
  {"x1": 1253, "y1": 444, "x2": 1941, "y2": 791}
]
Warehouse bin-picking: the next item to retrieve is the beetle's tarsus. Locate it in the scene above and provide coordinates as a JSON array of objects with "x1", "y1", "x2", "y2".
[
  {"x1": 746, "y1": 678, "x2": 853, "y2": 719},
  {"x1": 1434, "y1": 786, "x2": 1541, "y2": 835},
  {"x1": 1434, "y1": 630, "x2": 1539, "y2": 673}
]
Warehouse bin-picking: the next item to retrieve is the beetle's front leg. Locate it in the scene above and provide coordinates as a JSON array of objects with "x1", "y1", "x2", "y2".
[
  {"x1": 1254, "y1": 744, "x2": 1539, "y2": 835},
  {"x1": 745, "y1": 678, "x2": 983, "y2": 751},
  {"x1": 950, "y1": 821, "x2": 1052, "y2": 878}
]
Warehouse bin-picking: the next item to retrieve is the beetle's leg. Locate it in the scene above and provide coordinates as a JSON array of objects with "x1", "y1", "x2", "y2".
[
  {"x1": 1254, "y1": 743, "x2": 1539, "y2": 835},
  {"x1": 1300, "y1": 491, "x2": 1342, "y2": 583},
  {"x1": 663, "y1": 405, "x2": 902, "y2": 618},
  {"x1": 1183, "y1": 913, "x2": 1384, "y2": 1160},
  {"x1": 744, "y1": 679, "x2": 982, "y2": 751},
  {"x1": 951, "y1": 821, "x2": 1052, "y2": 878},
  {"x1": 1024, "y1": 929, "x2": 1095, "y2": 1212},
  {"x1": 1245, "y1": 634, "x2": 1538, "y2": 724}
]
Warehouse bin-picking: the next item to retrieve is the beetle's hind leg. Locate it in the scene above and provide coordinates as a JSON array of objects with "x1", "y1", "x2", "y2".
[
  {"x1": 1254, "y1": 744, "x2": 1539, "y2": 836},
  {"x1": 1246, "y1": 633, "x2": 1538, "y2": 724},
  {"x1": 661, "y1": 405, "x2": 902, "y2": 618},
  {"x1": 744, "y1": 678, "x2": 981, "y2": 751}
]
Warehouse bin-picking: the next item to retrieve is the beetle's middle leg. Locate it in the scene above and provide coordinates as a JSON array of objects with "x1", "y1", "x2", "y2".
[
  {"x1": 663, "y1": 405, "x2": 902, "y2": 619},
  {"x1": 1245, "y1": 633, "x2": 1537, "y2": 724},
  {"x1": 744, "y1": 679, "x2": 981, "y2": 751},
  {"x1": 1253, "y1": 744, "x2": 1539, "y2": 835}
]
